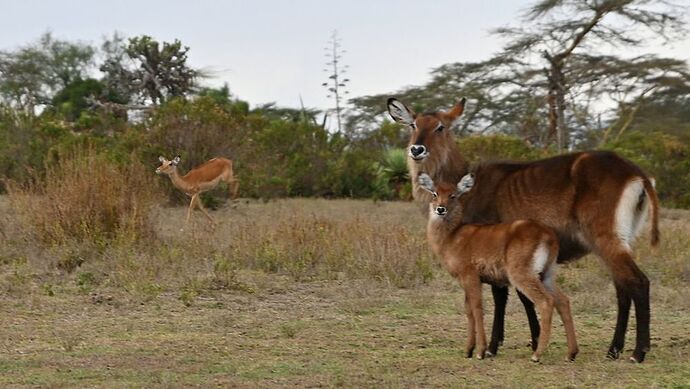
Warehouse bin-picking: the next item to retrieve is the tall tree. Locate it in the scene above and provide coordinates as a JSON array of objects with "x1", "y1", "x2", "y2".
[
  {"x1": 495, "y1": 0, "x2": 687, "y2": 150},
  {"x1": 125, "y1": 35, "x2": 199, "y2": 106},
  {"x1": 0, "y1": 32, "x2": 94, "y2": 114}
]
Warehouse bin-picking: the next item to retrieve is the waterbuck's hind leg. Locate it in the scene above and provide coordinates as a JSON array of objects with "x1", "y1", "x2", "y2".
[
  {"x1": 517, "y1": 289, "x2": 540, "y2": 351},
  {"x1": 488, "y1": 285, "x2": 508, "y2": 356},
  {"x1": 514, "y1": 283, "x2": 554, "y2": 362},
  {"x1": 595, "y1": 237, "x2": 650, "y2": 363},
  {"x1": 608, "y1": 284, "x2": 632, "y2": 360},
  {"x1": 549, "y1": 285, "x2": 579, "y2": 361}
]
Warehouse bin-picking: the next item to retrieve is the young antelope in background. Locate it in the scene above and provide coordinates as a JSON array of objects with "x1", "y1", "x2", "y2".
[
  {"x1": 156, "y1": 155, "x2": 239, "y2": 225},
  {"x1": 419, "y1": 173, "x2": 578, "y2": 362}
]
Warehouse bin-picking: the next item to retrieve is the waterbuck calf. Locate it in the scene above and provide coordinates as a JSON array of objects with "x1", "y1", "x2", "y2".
[
  {"x1": 388, "y1": 97, "x2": 659, "y2": 363},
  {"x1": 419, "y1": 173, "x2": 578, "y2": 362}
]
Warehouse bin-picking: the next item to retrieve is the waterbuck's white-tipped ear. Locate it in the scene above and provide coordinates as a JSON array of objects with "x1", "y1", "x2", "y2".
[
  {"x1": 457, "y1": 173, "x2": 475, "y2": 194},
  {"x1": 418, "y1": 173, "x2": 435, "y2": 193},
  {"x1": 649, "y1": 177, "x2": 656, "y2": 188},
  {"x1": 387, "y1": 98, "x2": 415, "y2": 125},
  {"x1": 158, "y1": 156, "x2": 166, "y2": 163},
  {"x1": 172, "y1": 155, "x2": 181, "y2": 165}
]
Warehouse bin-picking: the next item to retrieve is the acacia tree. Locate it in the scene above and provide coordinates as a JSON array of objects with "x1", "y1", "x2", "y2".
[
  {"x1": 99, "y1": 35, "x2": 199, "y2": 108},
  {"x1": 495, "y1": 0, "x2": 688, "y2": 150},
  {"x1": 126, "y1": 36, "x2": 198, "y2": 106},
  {"x1": 349, "y1": 58, "x2": 552, "y2": 145}
]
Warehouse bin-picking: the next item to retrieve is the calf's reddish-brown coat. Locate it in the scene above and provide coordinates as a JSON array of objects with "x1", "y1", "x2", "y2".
[
  {"x1": 420, "y1": 173, "x2": 578, "y2": 362},
  {"x1": 388, "y1": 97, "x2": 659, "y2": 363}
]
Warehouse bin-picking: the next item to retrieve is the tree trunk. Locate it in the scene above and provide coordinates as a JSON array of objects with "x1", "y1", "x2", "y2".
[{"x1": 546, "y1": 55, "x2": 568, "y2": 151}]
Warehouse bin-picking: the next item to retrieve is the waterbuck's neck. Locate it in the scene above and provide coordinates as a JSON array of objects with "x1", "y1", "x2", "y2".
[
  {"x1": 426, "y1": 206, "x2": 465, "y2": 256},
  {"x1": 410, "y1": 140, "x2": 468, "y2": 201}
]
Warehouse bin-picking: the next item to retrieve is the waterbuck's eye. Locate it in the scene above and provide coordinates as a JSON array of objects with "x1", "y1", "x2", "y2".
[
  {"x1": 435, "y1": 125, "x2": 445, "y2": 133},
  {"x1": 449, "y1": 194, "x2": 456, "y2": 199},
  {"x1": 432, "y1": 192, "x2": 438, "y2": 198}
]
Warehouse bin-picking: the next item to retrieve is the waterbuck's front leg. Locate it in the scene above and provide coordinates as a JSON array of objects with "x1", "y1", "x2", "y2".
[
  {"x1": 488, "y1": 285, "x2": 508, "y2": 356},
  {"x1": 517, "y1": 289, "x2": 541, "y2": 351}
]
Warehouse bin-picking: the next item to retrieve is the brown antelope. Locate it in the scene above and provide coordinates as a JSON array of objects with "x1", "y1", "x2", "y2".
[
  {"x1": 388, "y1": 97, "x2": 659, "y2": 363},
  {"x1": 419, "y1": 173, "x2": 578, "y2": 362},
  {"x1": 155, "y1": 155, "x2": 239, "y2": 224}
]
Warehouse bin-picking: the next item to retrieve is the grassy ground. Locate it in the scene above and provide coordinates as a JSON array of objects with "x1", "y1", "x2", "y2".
[{"x1": 1, "y1": 198, "x2": 689, "y2": 387}]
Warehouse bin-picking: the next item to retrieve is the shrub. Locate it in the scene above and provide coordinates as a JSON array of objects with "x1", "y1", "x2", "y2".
[
  {"x1": 372, "y1": 148, "x2": 411, "y2": 200},
  {"x1": 8, "y1": 146, "x2": 158, "y2": 245},
  {"x1": 605, "y1": 131, "x2": 690, "y2": 208},
  {"x1": 457, "y1": 134, "x2": 548, "y2": 164}
]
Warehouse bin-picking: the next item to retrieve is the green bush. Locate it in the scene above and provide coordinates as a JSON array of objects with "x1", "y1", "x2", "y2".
[
  {"x1": 604, "y1": 131, "x2": 690, "y2": 208},
  {"x1": 372, "y1": 148, "x2": 411, "y2": 200},
  {"x1": 457, "y1": 134, "x2": 548, "y2": 164}
]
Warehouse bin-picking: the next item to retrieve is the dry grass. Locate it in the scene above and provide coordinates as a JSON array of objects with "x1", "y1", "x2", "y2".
[
  {"x1": 0, "y1": 197, "x2": 688, "y2": 387},
  {"x1": 7, "y1": 147, "x2": 157, "y2": 248}
]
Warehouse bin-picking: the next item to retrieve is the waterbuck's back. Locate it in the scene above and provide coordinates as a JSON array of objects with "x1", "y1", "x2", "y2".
[{"x1": 460, "y1": 151, "x2": 654, "y2": 262}]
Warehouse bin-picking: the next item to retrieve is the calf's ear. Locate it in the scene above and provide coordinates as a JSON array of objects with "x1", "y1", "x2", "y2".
[{"x1": 457, "y1": 173, "x2": 474, "y2": 194}]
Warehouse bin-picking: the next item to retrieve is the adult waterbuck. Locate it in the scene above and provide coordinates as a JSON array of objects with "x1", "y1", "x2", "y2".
[{"x1": 388, "y1": 97, "x2": 659, "y2": 363}]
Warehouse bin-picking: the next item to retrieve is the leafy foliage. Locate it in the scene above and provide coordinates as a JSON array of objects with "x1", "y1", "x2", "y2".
[
  {"x1": 605, "y1": 131, "x2": 690, "y2": 208},
  {"x1": 372, "y1": 148, "x2": 410, "y2": 200}
]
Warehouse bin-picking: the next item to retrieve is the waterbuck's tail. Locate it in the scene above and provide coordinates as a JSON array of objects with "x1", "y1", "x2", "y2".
[{"x1": 643, "y1": 177, "x2": 660, "y2": 246}]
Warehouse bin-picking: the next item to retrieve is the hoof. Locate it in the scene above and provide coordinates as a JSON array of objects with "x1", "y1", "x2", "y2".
[
  {"x1": 531, "y1": 355, "x2": 540, "y2": 363},
  {"x1": 485, "y1": 350, "x2": 495, "y2": 358},
  {"x1": 476, "y1": 350, "x2": 486, "y2": 360},
  {"x1": 630, "y1": 350, "x2": 646, "y2": 363},
  {"x1": 607, "y1": 347, "x2": 621, "y2": 360},
  {"x1": 465, "y1": 348, "x2": 474, "y2": 358},
  {"x1": 488, "y1": 342, "x2": 500, "y2": 356}
]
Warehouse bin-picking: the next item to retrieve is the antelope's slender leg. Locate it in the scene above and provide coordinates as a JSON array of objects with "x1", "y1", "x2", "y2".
[
  {"x1": 186, "y1": 194, "x2": 198, "y2": 223},
  {"x1": 195, "y1": 194, "x2": 215, "y2": 224}
]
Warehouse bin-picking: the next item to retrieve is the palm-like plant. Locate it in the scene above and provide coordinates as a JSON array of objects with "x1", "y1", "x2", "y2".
[{"x1": 373, "y1": 148, "x2": 410, "y2": 200}]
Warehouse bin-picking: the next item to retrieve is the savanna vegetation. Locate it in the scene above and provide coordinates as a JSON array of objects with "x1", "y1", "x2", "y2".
[{"x1": 0, "y1": 0, "x2": 689, "y2": 386}]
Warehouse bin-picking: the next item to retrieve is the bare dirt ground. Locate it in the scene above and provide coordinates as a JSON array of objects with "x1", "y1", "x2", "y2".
[{"x1": 1, "y1": 199, "x2": 688, "y2": 387}]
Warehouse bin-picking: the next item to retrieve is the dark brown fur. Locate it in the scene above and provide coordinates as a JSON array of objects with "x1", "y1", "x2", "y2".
[{"x1": 388, "y1": 98, "x2": 660, "y2": 362}]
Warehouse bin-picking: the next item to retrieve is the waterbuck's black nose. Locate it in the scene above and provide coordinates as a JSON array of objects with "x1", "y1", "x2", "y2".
[
  {"x1": 410, "y1": 145, "x2": 426, "y2": 157},
  {"x1": 435, "y1": 206, "x2": 447, "y2": 215}
]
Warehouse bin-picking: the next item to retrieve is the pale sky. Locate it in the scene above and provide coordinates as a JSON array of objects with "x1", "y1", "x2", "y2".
[{"x1": 2, "y1": 0, "x2": 689, "y2": 112}]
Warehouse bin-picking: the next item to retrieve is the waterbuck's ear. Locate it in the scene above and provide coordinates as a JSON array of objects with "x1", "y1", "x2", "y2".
[
  {"x1": 457, "y1": 173, "x2": 474, "y2": 194},
  {"x1": 172, "y1": 155, "x2": 181, "y2": 165},
  {"x1": 387, "y1": 98, "x2": 416, "y2": 126},
  {"x1": 418, "y1": 173, "x2": 436, "y2": 193},
  {"x1": 446, "y1": 97, "x2": 467, "y2": 122},
  {"x1": 158, "y1": 156, "x2": 166, "y2": 163}
]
